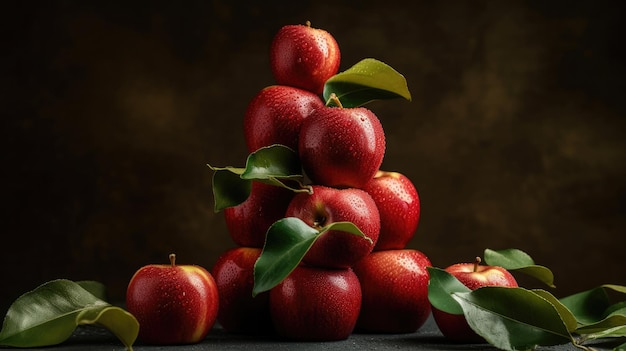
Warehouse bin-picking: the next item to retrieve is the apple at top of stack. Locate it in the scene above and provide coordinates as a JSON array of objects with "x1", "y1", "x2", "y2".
[{"x1": 270, "y1": 21, "x2": 340, "y2": 95}]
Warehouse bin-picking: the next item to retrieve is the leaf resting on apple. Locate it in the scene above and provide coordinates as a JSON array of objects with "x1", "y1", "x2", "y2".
[
  {"x1": 323, "y1": 58, "x2": 411, "y2": 108},
  {"x1": 208, "y1": 144, "x2": 312, "y2": 212},
  {"x1": 484, "y1": 248, "x2": 556, "y2": 288},
  {"x1": 427, "y1": 248, "x2": 626, "y2": 351},
  {"x1": 252, "y1": 217, "x2": 371, "y2": 297}
]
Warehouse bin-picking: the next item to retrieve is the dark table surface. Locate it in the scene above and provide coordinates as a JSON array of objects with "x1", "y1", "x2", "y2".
[{"x1": 20, "y1": 315, "x2": 593, "y2": 351}]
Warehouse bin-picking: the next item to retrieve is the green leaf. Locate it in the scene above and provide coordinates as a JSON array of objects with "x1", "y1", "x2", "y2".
[
  {"x1": 77, "y1": 280, "x2": 107, "y2": 301},
  {"x1": 576, "y1": 313, "x2": 626, "y2": 334},
  {"x1": 76, "y1": 305, "x2": 139, "y2": 350},
  {"x1": 323, "y1": 58, "x2": 411, "y2": 108},
  {"x1": 584, "y1": 325, "x2": 626, "y2": 340},
  {"x1": 605, "y1": 285, "x2": 626, "y2": 295},
  {"x1": 532, "y1": 289, "x2": 579, "y2": 332},
  {"x1": 210, "y1": 168, "x2": 251, "y2": 212},
  {"x1": 253, "y1": 217, "x2": 319, "y2": 297},
  {"x1": 426, "y1": 267, "x2": 471, "y2": 315},
  {"x1": 252, "y1": 218, "x2": 369, "y2": 297},
  {"x1": 484, "y1": 248, "x2": 555, "y2": 288},
  {"x1": 453, "y1": 287, "x2": 573, "y2": 350},
  {"x1": 606, "y1": 301, "x2": 626, "y2": 317},
  {"x1": 0, "y1": 279, "x2": 138, "y2": 350},
  {"x1": 240, "y1": 144, "x2": 303, "y2": 181},
  {"x1": 567, "y1": 287, "x2": 626, "y2": 335},
  {"x1": 208, "y1": 145, "x2": 311, "y2": 212},
  {"x1": 484, "y1": 248, "x2": 534, "y2": 268},
  {"x1": 560, "y1": 286, "x2": 612, "y2": 325}
]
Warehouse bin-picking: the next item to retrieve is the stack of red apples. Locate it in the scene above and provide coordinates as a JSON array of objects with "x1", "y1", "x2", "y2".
[{"x1": 211, "y1": 22, "x2": 431, "y2": 341}]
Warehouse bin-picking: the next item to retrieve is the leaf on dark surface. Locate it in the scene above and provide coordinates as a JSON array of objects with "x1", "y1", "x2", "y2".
[
  {"x1": 0, "y1": 279, "x2": 138, "y2": 350},
  {"x1": 453, "y1": 287, "x2": 573, "y2": 351},
  {"x1": 560, "y1": 285, "x2": 614, "y2": 325},
  {"x1": 532, "y1": 289, "x2": 579, "y2": 333}
]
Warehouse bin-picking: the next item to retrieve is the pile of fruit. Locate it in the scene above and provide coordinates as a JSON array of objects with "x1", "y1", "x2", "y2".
[
  {"x1": 2, "y1": 21, "x2": 625, "y2": 351},
  {"x1": 209, "y1": 21, "x2": 429, "y2": 341}
]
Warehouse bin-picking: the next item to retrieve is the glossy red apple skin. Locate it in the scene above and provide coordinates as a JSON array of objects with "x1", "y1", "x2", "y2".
[
  {"x1": 353, "y1": 249, "x2": 432, "y2": 333},
  {"x1": 126, "y1": 254, "x2": 219, "y2": 345},
  {"x1": 211, "y1": 247, "x2": 272, "y2": 335},
  {"x1": 298, "y1": 106, "x2": 385, "y2": 189},
  {"x1": 285, "y1": 185, "x2": 380, "y2": 268},
  {"x1": 243, "y1": 85, "x2": 325, "y2": 153},
  {"x1": 269, "y1": 265, "x2": 361, "y2": 341},
  {"x1": 270, "y1": 22, "x2": 340, "y2": 94},
  {"x1": 224, "y1": 181, "x2": 294, "y2": 248},
  {"x1": 432, "y1": 260, "x2": 519, "y2": 342},
  {"x1": 364, "y1": 171, "x2": 420, "y2": 251}
]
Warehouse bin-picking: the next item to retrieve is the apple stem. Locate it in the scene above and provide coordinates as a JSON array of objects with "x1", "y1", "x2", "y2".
[
  {"x1": 473, "y1": 256, "x2": 481, "y2": 272},
  {"x1": 327, "y1": 93, "x2": 343, "y2": 108},
  {"x1": 169, "y1": 253, "x2": 176, "y2": 267},
  {"x1": 305, "y1": 20, "x2": 311, "y2": 27}
]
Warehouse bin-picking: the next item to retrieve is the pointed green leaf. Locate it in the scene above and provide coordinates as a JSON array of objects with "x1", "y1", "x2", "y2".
[
  {"x1": 241, "y1": 144, "x2": 303, "y2": 181},
  {"x1": 532, "y1": 289, "x2": 579, "y2": 332},
  {"x1": 560, "y1": 286, "x2": 612, "y2": 325},
  {"x1": 323, "y1": 58, "x2": 411, "y2": 108},
  {"x1": 484, "y1": 248, "x2": 535, "y2": 268},
  {"x1": 321, "y1": 221, "x2": 372, "y2": 244},
  {"x1": 252, "y1": 218, "x2": 369, "y2": 297},
  {"x1": 453, "y1": 287, "x2": 573, "y2": 350},
  {"x1": 604, "y1": 285, "x2": 626, "y2": 295},
  {"x1": 0, "y1": 279, "x2": 138, "y2": 350},
  {"x1": 572, "y1": 293, "x2": 626, "y2": 335},
  {"x1": 253, "y1": 217, "x2": 319, "y2": 297},
  {"x1": 77, "y1": 280, "x2": 107, "y2": 301},
  {"x1": 76, "y1": 305, "x2": 139, "y2": 350},
  {"x1": 515, "y1": 266, "x2": 556, "y2": 288},
  {"x1": 583, "y1": 325, "x2": 626, "y2": 340},
  {"x1": 484, "y1": 248, "x2": 555, "y2": 288},
  {"x1": 209, "y1": 167, "x2": 252, "y2": 212},
  {"x1": 208, "y1": 145, "x2": 311, "y2": 211},
  {"x1": 427, "y1": 267, "x2": 471, "y2": 315},
  {"x1": 606, "y1": 301, "x2": 626, "y2": 317},
  {"x1": 576, "y1": 314, "x2": 626, "y2": 334}
]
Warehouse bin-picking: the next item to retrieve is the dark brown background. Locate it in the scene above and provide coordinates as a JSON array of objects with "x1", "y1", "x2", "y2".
[{"x1": 3, "y1": 0, "x2": 625, "y2": 314}]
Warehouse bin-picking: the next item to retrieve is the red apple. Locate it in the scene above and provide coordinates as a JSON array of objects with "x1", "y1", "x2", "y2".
[
  {"x1": 224, "y1": 181, "x2": 294, "y2": 248},
  {"x1": 269, "y1": 265, "x2": 361, "y2": 341},
  {"x1": 353, "y1": 249, "x2": 432, "y2": 333},
  {"x1": 126, "y1": 254, "x2": 218, "y2": 345},
  {"x1": 364, "y1": 170, "x2": 420, "y2": 251},
  {"x1": 211, "y1": 247, "x2": 272, "y2": 335},
  {"x1": 298, "y1": 103, "x2": 385, "y2": 189},
  {"x1": 270, "y1": 21, "x2": 340, "y2": 94},
  {"x1": 285, "y1": 185, "x2": 380, "y2": 268},
  {"x1": 243, "y1": 85, "x2": 325, "y2": 153},
  {"x1": 432, "y1": 257, "x2": 519, "y2": 342}
]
